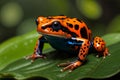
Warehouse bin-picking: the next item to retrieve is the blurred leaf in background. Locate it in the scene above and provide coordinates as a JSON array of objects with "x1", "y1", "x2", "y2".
[
  {"x1": 0, "y1": 0, "x2": 120, "y2": 43},
  {"x1": 76, "y1": 0, "x2": 102, "y2": 19},
  {"x1": 16, "y1": 18, "x2": 36, "y2": 35},
  {"x1": 0, "y1": 2, "x2": 23, "y2": 27},
  {"x1": 107, "y1": 15, "x2": 120, "y2": 33}
]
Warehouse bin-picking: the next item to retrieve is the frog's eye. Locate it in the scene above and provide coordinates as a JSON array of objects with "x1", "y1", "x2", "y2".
[
  {"x1": 52, "y1": 21, "x2": 61, "y2": 31},
  {"x1": 35, "y1": 19, "x2": 38, "y2": 25}
]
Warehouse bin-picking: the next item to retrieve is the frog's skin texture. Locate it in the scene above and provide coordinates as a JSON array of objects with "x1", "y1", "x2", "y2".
[{"x1": 26, "y1": 15, "x2": 109, "y2": 72}]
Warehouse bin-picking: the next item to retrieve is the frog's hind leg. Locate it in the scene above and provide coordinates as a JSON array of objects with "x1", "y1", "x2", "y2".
[
  {"x1": 93, "y1": 36, "x2": 110, "y2": 58},
  {"x1": 58, "y1": 38, "x2": 90, "y2": 72}
]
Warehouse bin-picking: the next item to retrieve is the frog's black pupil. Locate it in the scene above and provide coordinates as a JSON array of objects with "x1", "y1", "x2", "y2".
[
  {"x1": 53, "y1": 22, "x2": 59, "y2": 26},
  {"x1": 52, "y1": 21, "x2": 61, "y2": 31}
]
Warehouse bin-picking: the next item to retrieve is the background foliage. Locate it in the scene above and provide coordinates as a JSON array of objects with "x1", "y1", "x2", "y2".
[{"x1": 0, "y1": 0, "x2": 120, "y2": 80}]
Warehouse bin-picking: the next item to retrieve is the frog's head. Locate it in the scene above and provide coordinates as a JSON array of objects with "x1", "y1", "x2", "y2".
[
  {"x1": 36, "y1": 16, "x2": 68, "y2": 38},
  {"x1": 36, "y1": 16, "x2": 79, "y2": 38}
]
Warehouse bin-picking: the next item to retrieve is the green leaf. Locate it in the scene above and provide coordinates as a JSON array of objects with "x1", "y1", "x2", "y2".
[
  {"x1": 102, "y1": 33, "x2": 120, "y2": 46},
  {"x1": 0, "y1": 31, "x2": 52, "y2": 71},
  {"x1": 0, "y1": 32, "x2": 120, "y2": 80}
]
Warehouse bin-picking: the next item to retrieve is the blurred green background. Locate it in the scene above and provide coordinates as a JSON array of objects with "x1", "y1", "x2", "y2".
[{"x1": 0, "y1": 0, "x2": 120, "y2": 43}]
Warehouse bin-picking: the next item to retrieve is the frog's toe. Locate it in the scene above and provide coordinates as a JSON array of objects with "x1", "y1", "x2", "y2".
[
  {"x1": 58, "y1": 61, "x2": 71, "y2": 67},
  {"x1": 96, "y1": 55, "x2": 99, "y2": 58},
  {"x1": 61, "y1": 63, "x2": 75, "y2": 72},
  {"x1": 25, "y1": 54, "x2": 46, "y2": 61},
  {"x1": 37, "y1": 54, "x2": 47, "y2": 59},
  {"x1": 24, "y1": 55, "x2": 33, "y2": 60},
  {"x1": 108, "y1": 53, "x2": 111, "y2": 56},
  {"x1": 59, "y1": 61, "x2": 82, "y2": 72}
]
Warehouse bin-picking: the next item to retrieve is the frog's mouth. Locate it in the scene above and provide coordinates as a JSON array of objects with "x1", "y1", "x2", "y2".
[{"x1": 38, "y1": 31, "x2": 70, "y2": 38}]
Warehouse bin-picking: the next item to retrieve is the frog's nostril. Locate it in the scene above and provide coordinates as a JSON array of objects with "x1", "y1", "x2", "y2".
[
  {"x1": 41, "y1": 26, "x2": 46, "y2": 29},
  {"x1": 35, "y1": 19, "x2": 38, "y2": 25}
]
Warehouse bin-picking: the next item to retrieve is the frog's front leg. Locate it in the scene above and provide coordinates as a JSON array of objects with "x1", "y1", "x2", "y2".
[
  {"x1": 25, "y1": 36, "x2": 47, "y2": 62},
  {"x1": 58, "y1": 37, "x2": 90, "y2": 72}
]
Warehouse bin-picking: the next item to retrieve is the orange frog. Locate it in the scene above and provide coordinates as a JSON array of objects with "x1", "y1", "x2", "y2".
[{"x1": 26, "y1": 15, "x2": 110, "y2": 72}]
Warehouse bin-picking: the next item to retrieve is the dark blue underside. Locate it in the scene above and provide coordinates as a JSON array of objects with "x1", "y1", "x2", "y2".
[{"x1": 44, "y1": 35, "x2": 82, "y2": 54}]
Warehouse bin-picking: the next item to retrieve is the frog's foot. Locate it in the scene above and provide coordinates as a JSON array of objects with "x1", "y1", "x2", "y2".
[
  {"x1": 103, "y1": 48, "x2": 110, "y2": 59},
  {"x1": 25, "y1": 54, "x2": 46, "y2": 62},
  {"x1": 58, "y1": 61, "x2": 82, "y2": 72},
  {"x1": 96, "y1": 48, "x2": 110, "y2": 59}
]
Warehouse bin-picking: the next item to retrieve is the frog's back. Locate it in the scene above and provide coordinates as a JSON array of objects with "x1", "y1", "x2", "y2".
[{"x1": 61, "y1": 17, "x2": 92, "y2": 40}]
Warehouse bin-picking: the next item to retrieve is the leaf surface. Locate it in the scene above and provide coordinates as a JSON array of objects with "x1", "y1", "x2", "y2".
[{"x1": 0, "y1": 32, "x2": 120, "y2": 80}]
